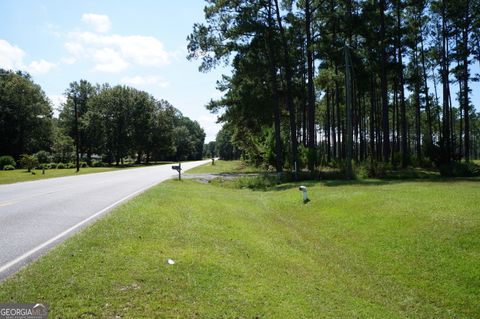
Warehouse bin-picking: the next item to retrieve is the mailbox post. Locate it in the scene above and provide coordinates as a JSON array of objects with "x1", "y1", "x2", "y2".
[{"x1": 172, "y1": 162, "x2": 182, "y2": 180}]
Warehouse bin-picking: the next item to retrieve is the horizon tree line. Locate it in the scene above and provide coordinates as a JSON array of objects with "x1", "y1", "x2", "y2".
[{"x1": 0, "y1": 69, "x2": 206, "y2": 165}]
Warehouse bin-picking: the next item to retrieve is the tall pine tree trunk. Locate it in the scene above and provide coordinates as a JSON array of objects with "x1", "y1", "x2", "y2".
[
  {"x1": 274, "y1": 0, "x2": 298, "y2": 174},
  {"x1": 396, "y1": 0, "x2": 408, "y2": 167},
  {"x1": 266, "y1": 0, "x2": 283, "y2": 172},
  {"x1": 379, "y1": 0, "x2": 390, "y2": 162},
  {"x1": 441, "y1": 0, "x2": 452, "y2": 163},
  {"x1": 463, "y1": 0, "x2": 471, "y2": 161},
  {"x1": 326, "y1": 89, "x2": 332, "y2": 162},
  {"x1": 305, "y1": 0, "x2": 316, "y2": 171},
  {"x1": 413, "y1": 42, "x2": 422, "y2": 161},
  {"x1": 420, "y1": 34, "x2": 433, "y2": 153}
]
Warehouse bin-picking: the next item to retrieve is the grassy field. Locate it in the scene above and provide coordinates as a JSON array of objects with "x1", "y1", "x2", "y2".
[
  {"x1": 186, "y1": 159, "x2": 263, "y2": 174},
  {"x1": 0, "y1": 175, "x2": 479, "y2": 318},
  {"x1": 0, "y1": 162, "x2": 176, "y2": 185},
  {"x1": 0, "y1": 167, "x2": 124, "y2": 185}
]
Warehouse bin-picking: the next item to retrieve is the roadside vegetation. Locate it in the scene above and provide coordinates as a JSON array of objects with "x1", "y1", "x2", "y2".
[
  {"x1": 0, "y1": 175, "x2": 478, "y2": 318},
  {"x1": 186, "y1": 159, "x2": 262, "y2": 174},
  {"x1": 188, "y1": 0, "x2": 480, "y2": 178},
  {"x1": 0, "y1": 70, "x2": 206, "y2": 177},
  {"x1": 0, "y1": 153, "x2": 174, "y2": 184},
  {"x1": 0, "y1": 166, "x2": 126, "y2": 185}
]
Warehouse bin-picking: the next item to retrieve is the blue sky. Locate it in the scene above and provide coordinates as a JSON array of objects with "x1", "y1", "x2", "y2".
[{"x1": 0, "y1": 0, "x2": 229, "y2": 142}]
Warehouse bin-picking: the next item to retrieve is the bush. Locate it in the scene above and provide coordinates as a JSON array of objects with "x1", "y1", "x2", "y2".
[
  {"x1": 80, "y1": 161, "x2": 89, "y2": 168},
  {"x1": 355, "y1": 161, "x2": 391, "y2": 178},
  {"x1": 56, "y1": 163, "x2": 66, "y2": 169},
  {"x1": 210, "y1": 175, "x2": 279, "y2": 190},
  {"x1": 35, "y1": 150, "x2": 51, "y2": 164},
  {"x1": 47, "y1": 163, "x2": 57, "y2": 169},
  {"x1": 19, "y1": 154, "x2": 39, "y2": 172},
  {"x1": 234, "y1": 176, "x2": 278, "y2": 190},
  {"x1": 92, "y1": 161, "x2": 105, "y2": 167},
  {"x1": 0, "y1": 155, "x2": 16, "y2": 169},
  {"x1": 439, "y1": 162, "x2": 480, "y2": 177},
  {"x1": 67, "y1": 163, "x2": 75, "y2": 169},
  {"x1": 3, "y1": 164, "x2": 15, "y2": 171}
]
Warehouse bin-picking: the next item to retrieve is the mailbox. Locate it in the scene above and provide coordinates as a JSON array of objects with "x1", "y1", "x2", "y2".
[{"x1": 172, "y1": 163, "x2": 182, "y2": 180}]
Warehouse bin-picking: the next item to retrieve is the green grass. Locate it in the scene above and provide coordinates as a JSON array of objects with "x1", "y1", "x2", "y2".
[
  {"x1": 1, "y1": 177, "x2": 479, "y2": 318},
  {"x1": 0, "y1": 167, "x2": 124, "y2": 184},
  {"x1": 186, "y1": 159, "x2": 263, "y2": 174}
]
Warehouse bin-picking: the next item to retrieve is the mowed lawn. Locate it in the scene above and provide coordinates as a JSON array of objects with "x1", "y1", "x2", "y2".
[
  {"x1": 0, "y1": 177, "x2": 479, "y2": 318},
  {"x1": 0, "y1": 162, "x2": 174, "y2": 185},
  {"x1": 0, "y1": 167, "x2": 122, "y2": 185}
]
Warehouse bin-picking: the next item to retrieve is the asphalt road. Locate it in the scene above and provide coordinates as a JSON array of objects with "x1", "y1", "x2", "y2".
[{"x1": 0, "y1": 159, "x2": 211, "y2": 280}]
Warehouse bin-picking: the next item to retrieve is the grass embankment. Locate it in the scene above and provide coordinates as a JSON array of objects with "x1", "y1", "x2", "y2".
[
  {"x1": 1, "y1": 174, "x2": 479, "y2": 318},
  {"x1": 0, "y1": 167, "x2": 123, "y2": 185},
  {"x1": 186, "y1": 159, "x2": 262, "y2": 174},
  {"x1": 0, "y1": 162, "x2": 175, "y2": 185}
]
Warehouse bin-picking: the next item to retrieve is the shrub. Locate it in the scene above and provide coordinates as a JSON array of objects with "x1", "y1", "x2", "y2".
[
  {"x1": 234, "y1": 176, "x2": 278, "y2": 190},
  {"x1": 47, "y1": 163, "x2": 57, "y2": 169},
  {"x1": 56, "y1": 163, "x2": 66, "y2": 169},
  {"x1": 35, "y1": 150, "x2": 51, "y2": 164},
  {"x1": 354, "y1": 161, "x2": 391, "y2": 178},
  {"x1": 80, "y1": 161, "x2": 89, "y2": 168},
  {"x1": 35, "y1": 164, "x2": 48, "y2": 169},
  {"x1": 0, "y1": 155, "x2": 16, "y2": 169},
  {"x1": 3, "y1": 164, "x2": 15, "y2": 171},
  {"x1": 92, "y1": 161, "x2": 107, "y2": 167},
  {"x1": 67, "y1": 163, "x2": 75, "y2": 169},
  {"x1": 19, "y1": 154, "x2": 39, "y2": 172},
  {"x1": 439, "y1": 162, "x2": 480, "y2": 177}
]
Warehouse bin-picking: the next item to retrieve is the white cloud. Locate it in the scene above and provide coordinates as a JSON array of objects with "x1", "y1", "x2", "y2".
[
  {"x1": 0, "y1": 39, "x2": 25, "y2": 70},
  {"x1": 118, "y1": 35, "x2": 170, "y2": 66},
  {"x1": 60, "y1": 57, "x2": 76, "y2": 65},
  {"x1": 65, "y1": 41, "x2": 85, "y2": 56},
  {"x1": 0, "y1": 39, "x2": 56, "y2": 75},
  {"x1": 81, "y1": 13, "x2": 111, "y2": 33},
  {"x1": 27, "y1": 59, "x2": 56, "y2": 75},
  {"x1": 92, "y1": 48, "x2": 128, "y2": 73},
  {"x1": 197, "y1": 114, "x2": 222, "y2": 143},
  {"x1": 121, "y1": 75, "x2": 169, "y2": 88},
  {"x1": 65, "y1": 30, "x2": 172, "y2": 73}
]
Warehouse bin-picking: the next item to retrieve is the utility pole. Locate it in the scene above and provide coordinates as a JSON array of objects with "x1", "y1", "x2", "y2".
[
  {"x1": 73, "y1": 95, "x2": 80, "y2": 172},
  {"x1": 344, "y1": 44, "x2": 353, "y2": 178}
]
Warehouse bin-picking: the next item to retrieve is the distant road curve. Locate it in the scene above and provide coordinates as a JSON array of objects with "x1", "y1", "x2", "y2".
[{"x1": 0, "y1": 159, "x2": 211, "y2": 281}]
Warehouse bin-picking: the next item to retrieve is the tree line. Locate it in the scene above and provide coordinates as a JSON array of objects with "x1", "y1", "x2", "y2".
[
  {"x1": 188, "y1": 0, "x2": 480, "y2": 175},
  {"x1": 0, "y1": 69, "x2": 205, "y2": 166}
]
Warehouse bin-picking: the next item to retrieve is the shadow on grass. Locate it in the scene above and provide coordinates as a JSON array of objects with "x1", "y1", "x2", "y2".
[
  {"x1": 320, "y1": 177, "x2": 480, "y2": 187},
  {"x1": 207, "y1": 173, "x2": 480, "y2": 192}
]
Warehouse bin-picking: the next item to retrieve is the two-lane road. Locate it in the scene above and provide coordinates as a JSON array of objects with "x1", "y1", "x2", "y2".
[{"x1": 0, "y1": 160, "x2": 210, "y2": 280}]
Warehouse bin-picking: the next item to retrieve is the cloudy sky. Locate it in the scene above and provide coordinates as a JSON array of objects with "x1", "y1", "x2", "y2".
[{"x1": 0, "y1": 0, "x2": 229, "y2": 142}]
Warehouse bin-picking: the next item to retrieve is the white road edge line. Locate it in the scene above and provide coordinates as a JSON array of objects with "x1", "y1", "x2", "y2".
[{"x1": 0, "y1": 177, "x2": 172, "y2": 275}]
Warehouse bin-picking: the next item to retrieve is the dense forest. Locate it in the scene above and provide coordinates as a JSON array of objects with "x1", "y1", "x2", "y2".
[
  {"x1": 0, "y1": 69, "x2": 205, "y2": 166},
  {"x1": 189, "y1": 0, "x2": 480, "y2": 176}
]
